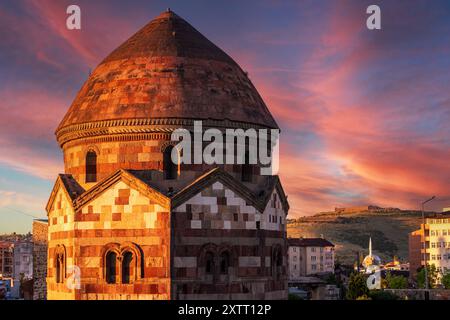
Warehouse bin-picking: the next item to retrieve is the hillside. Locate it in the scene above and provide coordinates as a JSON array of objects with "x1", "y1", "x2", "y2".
[{"x1": 287, "y1": 209, "x2": 428, "y2": 265}]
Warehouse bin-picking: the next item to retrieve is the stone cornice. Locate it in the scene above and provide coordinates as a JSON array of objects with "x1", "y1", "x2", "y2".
[
  {"x1": 263, "y1": 176, "x2": 290, "y2": 214},
  {"x1": 46, "y1": 174, "x2": 84, "y2": 214},
  {"x1": 171, "y1": 168, "x2": 289, "y2": 214},
  {"x1": 171, "y1": 168, "x2": 266, "y2": 212},
  {"x1": 72, "y1": 169, "x2": 170, "y2": 211},
  {"x1": 46, "y1": 176, "x2": 64, "y2": 214},
  {"x1": 62, "y1": 133, "x2": 173, "y2": 150},
  {"x1": 56, "y1": 117, "x2": 275, "y2": 148},
  {"x1": 48, "y1": 167, "x2": 289, "y2": 217}
]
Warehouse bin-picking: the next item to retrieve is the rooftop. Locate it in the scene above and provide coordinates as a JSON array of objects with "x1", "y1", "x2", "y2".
[
  {"x1": 57, "y1": 10, "x2": 278, "y2": 140},
  {"x1": 288, "y1": 237, "x2": 335, "y2": 247}
]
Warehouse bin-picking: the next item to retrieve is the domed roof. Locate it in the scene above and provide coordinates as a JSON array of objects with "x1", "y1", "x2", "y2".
[
  {"x1": 362, "y1": 254, "x2": 381, "y2": 268},
  {"x1": 361, "y1": 237, "x2": 381, "y2": 269},
  {"x1": 56, "y1": 10, "x2": 278, "y2": 137}
]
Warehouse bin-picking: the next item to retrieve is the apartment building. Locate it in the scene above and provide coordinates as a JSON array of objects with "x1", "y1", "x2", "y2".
[
  {"x1": 409, "y1": 210, "x2": 450, "y2": 283},
  {"x1": 288, "y1": 238, "x2": 335, "y2": 279},
  {"x1": 13, "y1": 241, "x2": 33, "y2": 280},
  {"x1": 0, "y1": 241, "x2": 14, "y2": 277}
]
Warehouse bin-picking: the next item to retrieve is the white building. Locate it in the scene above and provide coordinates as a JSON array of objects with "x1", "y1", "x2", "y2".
[
  {"x1": 13, "y1": 241, "x2": 33, "y2": 280},
  {"x1": 362, "y1": 237, "x2": 382, "y2": 274},
  {"x1": 288, "y1": 238, "x2": 335, "y2": 278},
  {"x1": 425, "y1": 215, "x2": 450, "y2": 278}
]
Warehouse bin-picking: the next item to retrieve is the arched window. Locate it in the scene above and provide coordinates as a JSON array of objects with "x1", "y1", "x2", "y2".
[
  {"x1": 56, "y1": 253, "x2": 64, "y2": 283},
  {"x1": 205, "y1": 252, "x2": 215, "y2": 274},
  {"x1": 163, "y1": 145, "x2": 178, "y2": 180},
  {"x1": 55, "y1": 245, "x2": 66, "y2": 284},
  {"x1": 85, "y1": 150, "x2": 97, "y2": 183},
  {"x1": 103, "y1": 243, "x2": 142, "y2": 284},
  {"x1": 105, "y1": 251, "x2": 117, "y2": 284},
  {"x1": 241, "y1": 151, "x2": 252, "y2": 182},
  {"x1": 220, "y1": 251, "x2": 230, "y2": 275},
  {"x1": 122, "y1": 251, "x2": 133, "y2": 284},
  {"x1": 276, "y1": 251, "x2": 282, "y2": 268},
  {"x1": 272, "y1": 247, "x2": 283, "y2": 281}
]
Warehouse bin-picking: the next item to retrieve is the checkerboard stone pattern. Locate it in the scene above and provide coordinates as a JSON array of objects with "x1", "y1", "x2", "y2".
[
  {"x1": 47, "y1": 180, "x2": 171, "y2": 300},
  {"x1": 46, "y1": 10, "x2": 289, "y2": 300},
  {"x1": 47, "y1": 177, "x2": 287, "y2": 300},
  {"x1": 172, "y1": 181, "x2": 287, "y2": 299},
  {"x1": 63, "y1": 140, "x2": 165, "y2": 191}
]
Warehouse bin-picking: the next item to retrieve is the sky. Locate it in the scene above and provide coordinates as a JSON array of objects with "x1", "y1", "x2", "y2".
[{"x1": 0, "y1": 0, "x2": 450, "y2": 233}]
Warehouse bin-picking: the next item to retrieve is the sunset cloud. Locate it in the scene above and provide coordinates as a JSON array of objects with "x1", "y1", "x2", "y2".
[
  {"x1": 247, "y1": 0, "x2": 450, "y2": 214},
  {"x1": 0, "y1": 0, "x2": 449, "y2": 233}
]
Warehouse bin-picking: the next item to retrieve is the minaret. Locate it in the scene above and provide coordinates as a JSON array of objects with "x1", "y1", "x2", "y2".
[{"x1": 369, "y1": 237, "x2": 372, "y2": 257}]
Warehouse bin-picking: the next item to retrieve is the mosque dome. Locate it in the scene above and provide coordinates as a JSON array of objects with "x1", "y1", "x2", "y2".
[
  {"x1": 56, "y1": 9, "x2": 278, "y2": 148},
  {"x1": 362, "y1": 254, "x2": 382, "y2": 268},
  {"x1": 362, "y1": 237, "x2": 381, "y2": 272}
]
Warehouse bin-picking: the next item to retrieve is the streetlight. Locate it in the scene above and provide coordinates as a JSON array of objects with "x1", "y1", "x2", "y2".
[{"x1": 422, "y1": 195, "x2": 436, "y2": 295}]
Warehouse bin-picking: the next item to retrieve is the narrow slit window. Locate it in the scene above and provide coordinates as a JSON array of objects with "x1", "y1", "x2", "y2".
[
  {"x1": 122, "y1": 251, "x2": 133, "y2": 284},
  {"x1": 163, "y1": 146, "x2": 178, "y2": 180},
  {"x1": 205, "y1": 252, "x2": 214, "y2": 274},
  {"x1": 106, "y1": 251, "x2": 117, "y2": 284},
  {"x1": 86, "y1": 150, "x2": 97, "y2": 183},
  {"x1": 220, "y1": 251, "x2": 230, "y2": 274}
]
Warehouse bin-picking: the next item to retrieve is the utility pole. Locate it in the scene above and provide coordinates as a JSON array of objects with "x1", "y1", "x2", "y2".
[{"x1": 422, "y1": 196, "x2": 436, "y2": 298}]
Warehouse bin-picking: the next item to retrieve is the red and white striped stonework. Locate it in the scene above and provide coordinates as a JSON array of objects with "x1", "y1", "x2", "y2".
[{"x1": 45, "y1": 10, "x2": 289, "y2": 300}]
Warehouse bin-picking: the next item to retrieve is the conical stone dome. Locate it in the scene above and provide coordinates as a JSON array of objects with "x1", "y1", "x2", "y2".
[{"x1": 56, "y1": 10, "x2": 278, "y2": 147}]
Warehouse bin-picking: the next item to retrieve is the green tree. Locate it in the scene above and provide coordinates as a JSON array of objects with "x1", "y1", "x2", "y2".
[
  {"x1": 288, "y1": 293, "x2": 302, "y2": 300},
  {"x1": 417, "y1": 264, "x2": 438, "y2": 289},
  {"x1": 441, "y1": 272, "x2": 450, "y2": 289},
  {"x1": 346, "y1": 272, "x2": 369, "y2": 300},
  {"x1": 324, "y1": 273, "x2": 337, "y2": 285},
  {"x1": 385, "y1": 272, "x2": 408, "y2": 289},
  {"x1": 369, "y1": 290, "x2": 399, "y2": 300}
]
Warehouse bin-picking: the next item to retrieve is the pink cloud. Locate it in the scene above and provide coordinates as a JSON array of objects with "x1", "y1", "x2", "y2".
[
  {"x1": 0, "y1": 87, "x2": 65, "y2": 179},
  {"x1": 1, "y1": 0, "x2": 449, "y2": 218},
  {"x1": 0, "y1": 0, "x2": 142, "y2": 69},
  {"x1": 244, "y1": 1, "x2": 450, "y2": 216}
]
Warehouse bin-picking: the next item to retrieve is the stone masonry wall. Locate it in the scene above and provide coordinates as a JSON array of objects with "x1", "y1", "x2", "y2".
[
  {"x1": 33, "y1": 220, "x2": 48, "y2": 300},
  {"x1": 47, "y1": 179, "x2": 171, "y2": 300},
  {"x1": 172, "y1": 181, "x2": 287, "y2": 299}
]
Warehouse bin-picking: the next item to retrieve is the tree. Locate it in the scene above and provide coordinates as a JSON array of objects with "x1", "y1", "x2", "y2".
[
  {"x1": 324, "y1": 273, "x2": 338, "y2": 285},
  {"x1": 346, "y1": 272, "x2": 369, "y2": 300},
  {"x1": 441, "y1": 272, "x2": 450, "y2": 289},
  {"x1": 369, "y1": 290, "x2": 399, "y2": 300},
  {"x1": 288, "y1": 293, "x2": 302, "y2": 300},
  {"x1": 417, "y1": 264, "x2": 438, "y2": 289},
  {"x1": 385, "y1": 272, "x2": 408, "y2": 289}
]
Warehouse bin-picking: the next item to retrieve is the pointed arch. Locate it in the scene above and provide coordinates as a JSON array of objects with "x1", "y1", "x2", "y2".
[
  {"x1": 219, "y1": 251, "x2": 230, "y2": 275},
  {"x1": 121, "y1": 251, "x2": 133, "y2": 284},
  {"x1": 198, "y1": 243, "x2": 218, "y2": 281},
  {"x1": 102, "y1": 242, "x2": 143, "y2": 284},
  {"x1": 272, "y1": 244, "x2": 283, "y2": 281},
  {"x1": 54, "y1": 245, "x2": 66, "y2": 284},
  {"x1": 105, "y1": 251, "x2": 117, "y2": 284}
]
